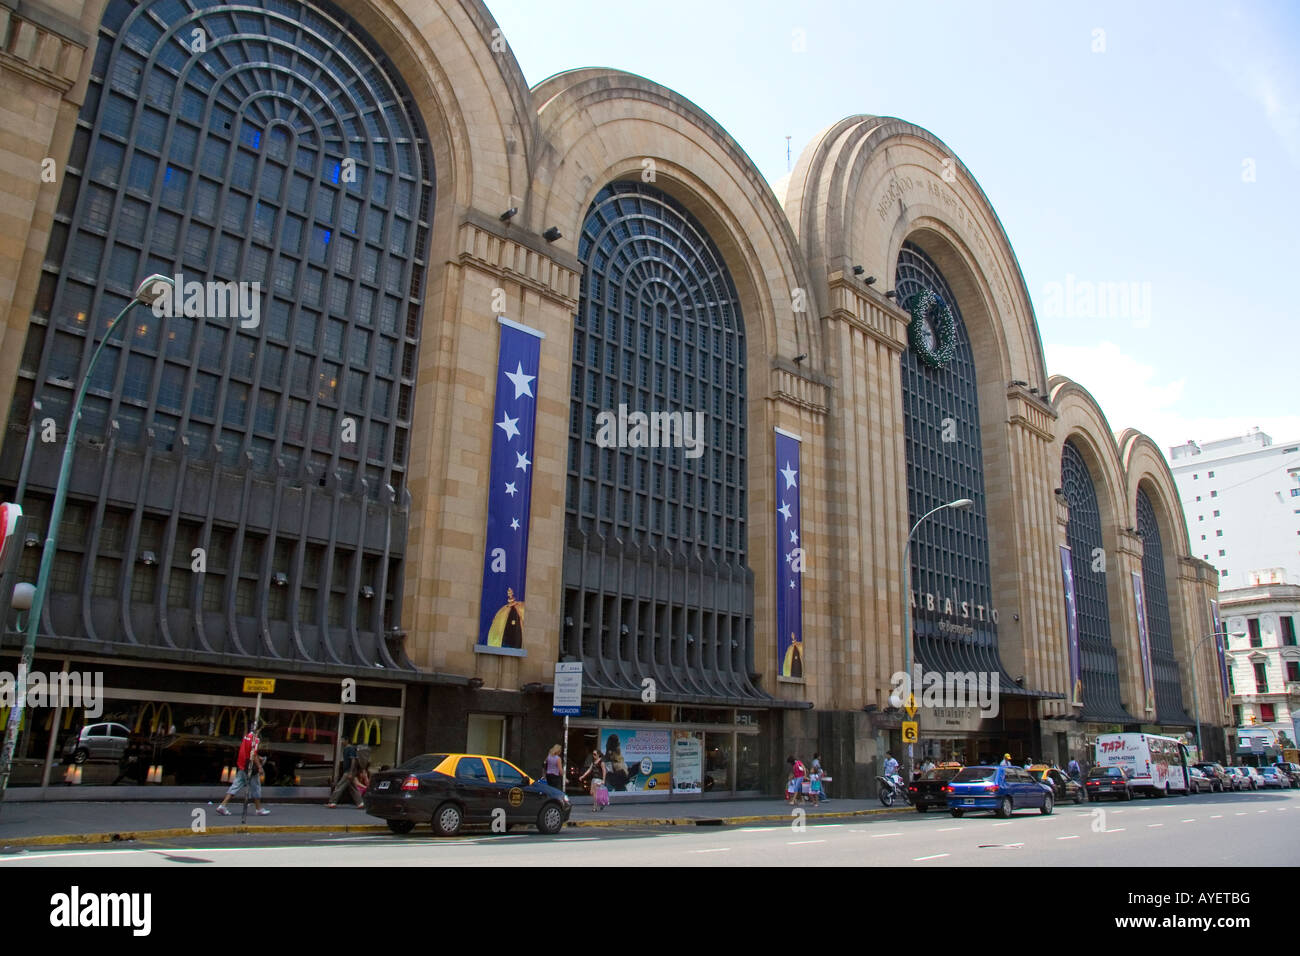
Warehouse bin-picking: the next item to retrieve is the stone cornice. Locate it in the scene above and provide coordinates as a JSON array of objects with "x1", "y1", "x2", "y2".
[
  {"x1": 456, "y1": 213, "x2": 581, "y2": 310},
  {"x1": 1006, "y1": 387, "x2": 1057, "y2": 442},
  {"x1": 769, "y1": 362, "x2": 829, "y2": 416},
  {"x1": 826, "y1": 272, "x2": 908, "y2": 352},
  {"x1": 0, "y1": 4, "x2": 85, "y2": 94}
]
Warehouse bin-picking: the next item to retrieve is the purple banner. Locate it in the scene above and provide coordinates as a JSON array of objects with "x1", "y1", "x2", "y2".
[
  {"x1": 1211, "y1": 599, "x2": 1228, "y2": 697},
  {"x1": 775, "y1": 428, "x2": 804, "y2": 679},
  {"x1": 1132, "y1": 570, "x2": 1154, "y2": 713},
  {"x1": 476, "y1": 317, "x2": 544, "y2": 656},
  {"x1": 1060, "y1": 545, "x2": 1082, "y2": 706}
]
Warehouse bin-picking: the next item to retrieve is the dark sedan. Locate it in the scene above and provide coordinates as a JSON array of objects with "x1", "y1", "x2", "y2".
[
  {"x1": 364, "y1": 753, "x2": 572, "y2": 836},
  {"x1": 907, "y1": 764, "x2": 964, "y2": 812},
  {"x1": 1085, "y1": 766, "x2": 1133, "y2": 801},
  {"x1": 1193, "y1": 762, "x2": 1231, "y2": 793},
  {"x1": 1029, "y1": 765, "x2": 1085, "y2": 805},
  {"x1": 1187, "y1": 767, "x2": 1215, "y2": 793}
]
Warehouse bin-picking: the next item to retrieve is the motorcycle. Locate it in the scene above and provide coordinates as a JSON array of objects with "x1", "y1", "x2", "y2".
[{"x1": 876, "y1": 772, "x2": 910, "y2": 807}]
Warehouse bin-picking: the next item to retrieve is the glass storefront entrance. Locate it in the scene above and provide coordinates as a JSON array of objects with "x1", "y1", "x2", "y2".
[{"x1": 562, "y1": 701, "x2": 764, "y2": 799}]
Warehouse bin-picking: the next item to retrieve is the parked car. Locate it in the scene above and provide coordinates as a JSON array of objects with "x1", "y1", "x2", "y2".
[
  {"x1": 61, "y1": 722, "x2": 133, "y2": 764},
  {"x1": 1273, "y1": 762, "x2": 1300, "y2": 789},
  {"x1": 944, "y1": 765, "x2": 1053, "y2": 818},
  {"x1": 364, "y1": 753, "x2": 571, "y2": 836},
  {"x1": 1084, "y1": 765, "x2": 1134, "y2": 801},
  {"x1": 907, "y1": 762, "x2": 964, "y2": 812},
  {"x1": 1029, "y1": 765, "x2": 1085, "y2": 804},
  {"x1": 1257, "y1": 766, "x2": 1288, "y2": 790},
  {"x1": 1187, "y1": 766, "x2": 1215, "y2": 794},
  {"x1": 1231, "y1": 766, "x2": 1261, "y2": 790},
  {"x1": 1193, "y1": 762, "x2": 1232, "y2": 792}
]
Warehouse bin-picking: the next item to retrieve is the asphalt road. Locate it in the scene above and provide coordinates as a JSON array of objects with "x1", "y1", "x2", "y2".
[{"x1": 2, "y1": 788, "x2": 1296, "y2": 866}]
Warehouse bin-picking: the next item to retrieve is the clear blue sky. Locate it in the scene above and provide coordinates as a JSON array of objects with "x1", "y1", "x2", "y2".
[{"x1": 487, "y1": 0, "x2": 1300, "y2": 454}]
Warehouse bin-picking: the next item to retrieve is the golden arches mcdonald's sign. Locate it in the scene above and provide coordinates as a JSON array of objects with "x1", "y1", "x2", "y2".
[
  {"x1": 214, "y1": 707, "x2": 249, "y2": 737},
  {"x1": 134, "y1": 701, "x2": 173, "y2": 734},
  {"x1": 286, "y1": 711, "x2": 318, "y2": 742},
  {"x1": 351, "y1": 717, "x2": 381, "y2": 746}
]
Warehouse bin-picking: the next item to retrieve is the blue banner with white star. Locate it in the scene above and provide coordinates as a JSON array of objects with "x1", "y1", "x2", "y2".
[
  {"x1": 775, "y1": 428, "x2": 804, "y2": 679},
  {"x1": 476, "y1": 317, "x2": 544, "y2": 656}
]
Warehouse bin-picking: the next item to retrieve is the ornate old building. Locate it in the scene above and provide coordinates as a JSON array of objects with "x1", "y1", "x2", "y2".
[{"x1": 0, "y1": 0, "x2": 1227, "y2": 797}]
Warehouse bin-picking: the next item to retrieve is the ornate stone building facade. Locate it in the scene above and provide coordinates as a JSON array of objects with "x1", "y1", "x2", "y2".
[{"x1": 0, "y1": 0, "x2": 1226, "y2": 797}]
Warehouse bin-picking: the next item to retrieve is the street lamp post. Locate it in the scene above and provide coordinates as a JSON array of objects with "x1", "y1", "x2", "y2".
[
  {"x1": 891, "y1": 497, "x2": 974, "y2": 780},
  {"x1": 1191, "y1": 629, "x2": 1243, "y2": 763},
  {"x1": 0, "y1": 275, "x2": 174, "y2": 808}
]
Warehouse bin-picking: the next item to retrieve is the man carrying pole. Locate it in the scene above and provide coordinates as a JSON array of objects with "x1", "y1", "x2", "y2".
[{"x1": 216, "y1": 718, "x2": 270, "y2": 819}]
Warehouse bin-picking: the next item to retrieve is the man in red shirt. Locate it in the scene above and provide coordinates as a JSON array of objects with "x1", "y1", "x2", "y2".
[{"x1": 216, "y1": 722, "x2": 270, "y2": 816}]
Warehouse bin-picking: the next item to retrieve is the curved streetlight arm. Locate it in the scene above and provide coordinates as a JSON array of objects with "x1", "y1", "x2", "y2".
[
  {"x1": 1190, "y1": 629, "x2": 1242, "y2": 763},
  {"x1": 0, "y1": 279, "x2": 168, "y2": 808},
  {"x1": 897, "y1": 498, "x2": 973, "y2": 777}
]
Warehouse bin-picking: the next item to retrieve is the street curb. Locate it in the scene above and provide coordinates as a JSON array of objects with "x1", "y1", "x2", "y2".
[{"x1": 0, "y1": 804, "x2": 913, "y2": 846}]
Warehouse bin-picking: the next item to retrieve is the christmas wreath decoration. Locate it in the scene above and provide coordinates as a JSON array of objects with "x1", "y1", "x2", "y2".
[{"x1": 904, "y1": 288, "x2": 957, "y2": 369}]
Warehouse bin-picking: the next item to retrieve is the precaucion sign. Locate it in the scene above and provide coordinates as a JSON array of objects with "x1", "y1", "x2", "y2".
[
  {"x1": 242, "y1": 677, "x2": 276, "y2": 694},
  {"x1": 553, "y1": 662, "x2": 583, "y2": 716}
]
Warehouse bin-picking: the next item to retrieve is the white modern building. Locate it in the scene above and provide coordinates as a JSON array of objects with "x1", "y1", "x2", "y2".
[
  {"x1": 1169, "y1": 429, "x2": 1300, "y2": 590},
  {"x1": 1218, "y1": 583, "x2": 1300, "y2": 759}
]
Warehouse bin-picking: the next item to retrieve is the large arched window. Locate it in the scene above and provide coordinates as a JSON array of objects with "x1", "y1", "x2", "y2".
[
  {"x1": 895, "y1": 241, "x2": 1021, "y2": 689},
  {"x1": 1061, "y1": 440, "x2": 1133, "y2": 722},
  {"x1": 562, "y1": 181, "x2": 760, "y2": 702},
  {"x1": 1136, "y1": 487, "x2": 1191, "y2": 724},
  {"x1": 1, "y1": 0, "x2": 434, "y2": 667}
]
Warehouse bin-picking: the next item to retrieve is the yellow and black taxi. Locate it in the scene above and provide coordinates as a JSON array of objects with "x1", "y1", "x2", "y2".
[
  {"x1": 906, "y1": 762, "x2": 964, "y2": 812},
  {"x1": 364, "y1": 753, "x2": 572, "y2": 836},
  {"x1": 1028, "y1": 764, "x2": 1085, "y2": 804}
]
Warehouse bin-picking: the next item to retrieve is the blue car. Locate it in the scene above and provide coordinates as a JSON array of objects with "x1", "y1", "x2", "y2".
[{"x1": 945, "y1": 765, "x2": 1054, "y2": 818}]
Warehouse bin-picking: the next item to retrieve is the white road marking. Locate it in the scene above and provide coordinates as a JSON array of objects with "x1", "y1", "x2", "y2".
[
  {"x1": 1103, "y1": 828, "x2": 1126, "y2": 833},
  {"x1": 937, "y1": 827, "x2": 961, "y2": 832},
  {"x1": 1181, "y1": 819, "x2": 1195, "y2": 823},
  {"x1": 1211, "y1": 814, "x2": 1223, "y2": 819},
  {"x1": 869, "y1": 832, "x2": 902, "y2": 839},
  {"x1": 1147, "y1": 823, "x2": 1163, "y2": 828},
  {"x1": 1057, "y1": 835, "x2": 1079, "y2": 840},
  {"x1": 787, "y1": 839, "x2": 826, "y2": 845},
  {"x1": 1236, "y1": 812, "x2": 1247, "y2": 816},
  {"x1": 913, "y1": 853, "x2": 949, "y2": 861},
  {"x1": 1258, "y1": 810, "x2": 1269, "y2": 814},
  {"x1": 993, "y1": 822, "x2": 1013, "y2": 826},
  {"x1": 692, "y1": 847, "x2": 730, "y2": 853}
]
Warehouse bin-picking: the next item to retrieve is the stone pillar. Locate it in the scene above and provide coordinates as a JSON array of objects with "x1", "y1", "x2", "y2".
[{"x1": 0, "y1": 0, "x2": 91, "y2": 423}]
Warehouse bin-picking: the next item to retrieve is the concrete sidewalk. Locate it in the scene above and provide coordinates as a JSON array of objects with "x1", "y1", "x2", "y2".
[{"x1": 0, "y1": 796, "x2": 902, "y2": 847}]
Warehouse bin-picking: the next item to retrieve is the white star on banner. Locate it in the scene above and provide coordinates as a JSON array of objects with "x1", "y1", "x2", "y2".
[
  {"x1": 778, "y1": 501, "x2": 792, "y2": 522},
  {"x1": 515, "y1": 450, "x2": 531, "y2": 472},
  {"x1": 505, "y1": 362, "x2": 535, "y2": 400},
  {"x1": 510, "y1": 517, "x2": 520, "y2": 530},
  {"x1": 790, "y1": 529, "x2": 799, "y2": 545},
  {"x1": 496, "y1": 412, "x2": 520, "y2": 441},
  {"x1": 504, "y1": 482, "x2": 518, "y2": 497},
  {"x1": 789, "y1": 579, "x2": 796, "y2": 589},
  {"x1": 780, "y1": 461, "x2": 798, "y2": 489},
  {"x1": 785, "y1": 551, "x2": 793, "y2": 565}
]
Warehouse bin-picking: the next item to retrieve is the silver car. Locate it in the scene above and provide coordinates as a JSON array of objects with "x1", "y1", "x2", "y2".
[{"x1": 62, "y1": 722, "x2": 132, "y2": 764}]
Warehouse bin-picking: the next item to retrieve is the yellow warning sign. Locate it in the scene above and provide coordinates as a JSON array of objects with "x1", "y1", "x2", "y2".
[
  {"x1": 902, "y1": 721, "x2": 918, "y2": 744},
  {"x1": 905, "y1": 693, "x2": 917, "y2": 718},
  {"x1": 242, "y1": 677, "x2": 276, "y2": 694}
]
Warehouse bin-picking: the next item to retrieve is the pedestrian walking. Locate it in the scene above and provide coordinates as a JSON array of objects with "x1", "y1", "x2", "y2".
[
  {"x1": 812, "y1": 752, "x2": 830, "y2": 802},
  {"x1": 1067, "y1": 757, "x2": 1081, "y2": 779},
  {"x1": 921, "y1": 757, "x2": 936, "y2": 775},
  {"x1": 544, "y1": 744, "x2": 563, "y2": 789},
  {"x1": 786, "y1": 755, "x2": 807, "y2": 804},
  {"x1": 999, "y1": 753, "x2": 1012, "y2": 768},
  {"x1": 216, "y1": 721, "x2": 270, "y2": 816},
  {"x1": 326, "y1": 742, "x2": 371, "y2": 808},
  {"x1": 578, "y1": 745, "x2": 606, "y2": 811}
]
